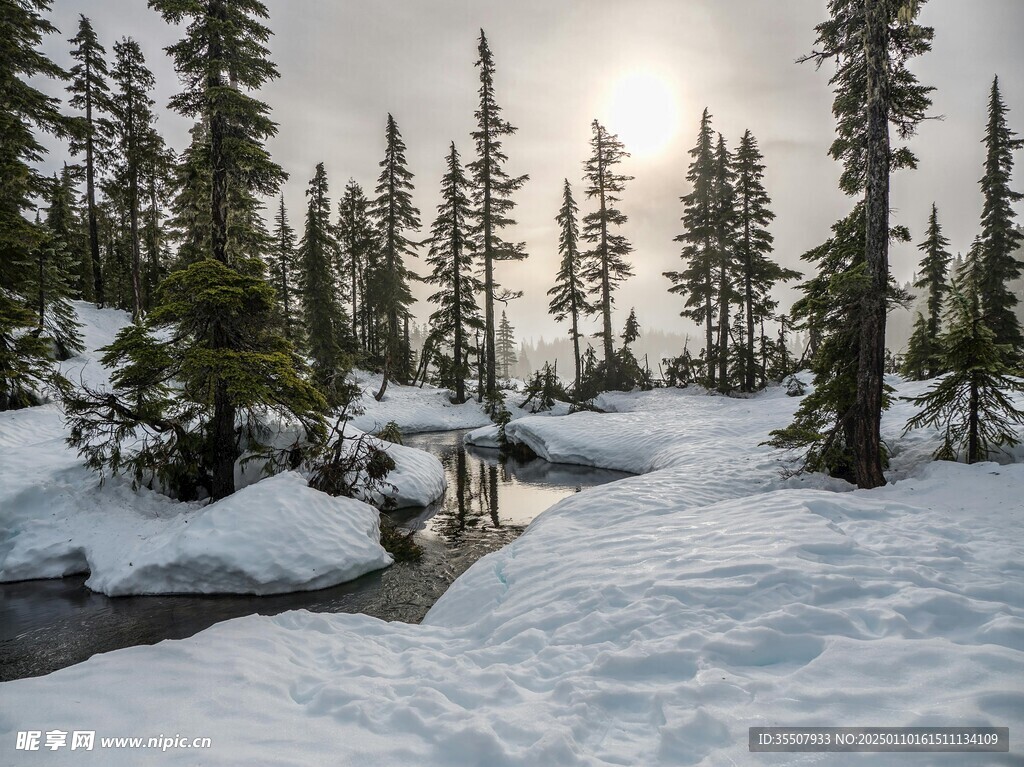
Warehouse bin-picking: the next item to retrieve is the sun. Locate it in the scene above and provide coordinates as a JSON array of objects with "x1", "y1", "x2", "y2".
[{"x1": 606, "y1": 70, "x2": 680, "y2": 158}]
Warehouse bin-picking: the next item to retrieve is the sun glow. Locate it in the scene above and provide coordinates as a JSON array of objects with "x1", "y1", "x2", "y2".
[{"x1": 606, "y1": 70, "x2": 680, "y2": 158}]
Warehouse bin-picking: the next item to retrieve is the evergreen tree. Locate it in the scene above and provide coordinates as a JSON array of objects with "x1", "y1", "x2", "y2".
[
  {"x1": 425, "y1": 143, "x2": 481, "y2": 404},
  {"x1": 165, "y1": 121, "x2": 211, "y2": 267},
  {"x1": 296, "y1": 164, "x2": 351, "y2": 406},
  {"x1": 468, "y1": 30, "x2": 528, "y2": 403},
  {"x1": 547, "y1": 179, "x2": 593, "y2": 392},
  {"x1": 29, "y1": 203, "x2": 84, "y2": 360},
  {"x1": 712, "y1": 133, "x2": 740, "y2": 392},
  {"x1": 109, "y1": 37, "x2": 160, "y2": 321},
  {"x1": 67, "y1": 14, "x2": 111, "y2": 306},
  {"x1": 47, "y1": 164, "x2": 90, "y2": 301},
  {"x1": 581, "y1": 119, "x2": 634, "y2": 389},
  {"x1": 621, "y1": 307, "x2": 641, "y2": 347},
  {"x1": 337, "y1": 179, "x2": 374, "y2": 349},
  {"x1": 140, "y1": 139, "x2": 174, "y2": 311},
  {"x1": 977, "y1": 76, "x2": 1024, "y2": 358},
  {"x1": 903, "y1": 202, "x2": 951, "y2": 378},
  {"x1": 788, "y1": 0, "x2": 933, "y2": 487},
  {"x1": 666, "y1": 108, "x2": 718, "y2": 387},
  {"x1": 148, "y1": 0, "x2": 289, "y2": 500},
  {"x1": 903, "y1": 248, "x2": 1024, "y2": 462},
  {"x1": 270, "y1": 195, "x2": 297, "y2": 342},
  {"x1": 369, "y1": 114, "x2": 420, "y2": 391},
  {"x1": 496, "y1": 311, "x2": 517, "y2": 379},
  {"x1": 733, "y1": 130, "x2": 799, "y2": 391},
  {"x1": 0, "y1": 0, "x2": 74, "y2": 410}
]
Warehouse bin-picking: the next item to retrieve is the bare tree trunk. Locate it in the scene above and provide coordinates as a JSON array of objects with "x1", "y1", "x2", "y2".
[
  {"x1": 854, "y1": 0, "x2": 890, "y2": 489},
  {"x1": 717, "y1": 259, "x2": 729, "y2": 393}
]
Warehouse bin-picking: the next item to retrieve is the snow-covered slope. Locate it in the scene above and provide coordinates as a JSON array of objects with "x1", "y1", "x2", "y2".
[{"x1": 2, "y1": 376, "x2": 1021, "y2": 764}]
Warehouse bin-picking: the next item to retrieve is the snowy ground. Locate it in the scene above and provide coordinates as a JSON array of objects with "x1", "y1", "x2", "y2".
[
  {"x1": 0, "y1": 303, "x2": 444, "y2": 595},
  {"x1": 2, "y1": 372, "x2": 1021, "y2": 764}
]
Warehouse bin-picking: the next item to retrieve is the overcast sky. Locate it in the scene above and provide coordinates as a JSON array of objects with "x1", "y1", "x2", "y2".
[{"x1": 36, "y1": 0, "x2": 1024, "y2": 342}]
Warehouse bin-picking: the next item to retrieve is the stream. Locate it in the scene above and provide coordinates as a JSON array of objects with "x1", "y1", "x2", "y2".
[{"x1": 0, "y1": 429, "x2": 629, "y2": 681}]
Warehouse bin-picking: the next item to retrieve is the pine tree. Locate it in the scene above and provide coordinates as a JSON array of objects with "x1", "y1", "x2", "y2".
[
  {"x1": 0, "y1": 0, "x2": 74, "y2": 410},
  {"x1": 149, "y1": 0, "x2": 289, "y2": 500},
  {"x1": 30, "y1": 201, "x2": 84, "y2": 360},
  {"x1": 47, "y1": 164, "x2": 90, "y2": 301},
  {"x1": 581, "y1": 119, "x2": 634, "y2": 389},
  {"x1": 622, "y1": 307, "x2": 641, "y2": 347},
  {"x1": 296, "y1": 164, "x2": 351, "y2": 405},
  {"x1": 269, "y1": 195, "x2": 297, "y2": 342},
  {"x1": 140, "y1": 140, "x2": 173, "y2": 311},
  {"x1": 109, "y1": 37, "x2": 160, "y2": 321},
  {"x1": 496, "y1": 311, "x2": 517, "y2": 379},
  {"x1": 712, "y1": 133, "x2": 740, "y2": 392},
  {"x1": 468, "y1": 30, "x2": 528, "y2": 403},
  {"x1": 67, "y1": 14, "x2": 111, "y2": 306},
  {"x1": 337, "y1": 179, "x2": 374, "y2": 349},
  {"x1": 733, "y1": 130, "x2": 799, "y2": 391},
  {"x1": 165, "y1": 121, "x2": 211, "y2": 268},
  {"x1": 425, "y1": 143, "x2": 481, "y2": 404},
  {"x1": 903, "y1": 202, "x2": 951, "y2": 379},
  {"x1": 369, "y1": 114, "x2": 420, "y2": 392},
  {"x1": 977, "y1": 76, "x2": 1024, "y2": 359},
  {"x1": 903, "y1": 248, "x2": 1024, "y2": 462},
  {"x1": 665, "y1": 109, "x2": 718, "y2": 387},
  {"x1": 787, "y1": 0, "x2": 933, "y2": 487},
  {"x1": 547, "y1": 179, "x2": 593, "y2": 392}
]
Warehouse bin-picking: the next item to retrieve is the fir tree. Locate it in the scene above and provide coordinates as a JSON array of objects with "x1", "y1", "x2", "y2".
[
  {"x1": 140, "y1": 139, "x2": 174, "y2": 311},
  {"x1": 29, "y1": 203, "x2": 84, "y2": 361},
  {"x1": 581, "y1": 119, "x2": 634, "y2": 389},
  {"x1": 165, "y1": 121, "x2": 211, "y2": 267},
  {"x1": 47, "y1": 164, "x2": 90, "y2": 301},
  {"x1": 621, "y1": 307, "x2": 641, "y2": 348},
  {"x1": 903, "y1": 202, "x2": 951, "y2": 378},
  {"x1": 712, "y1": 133, "x2": 740, "y2": 392},
  {"x1": 270, "y1": 195, "x2": 298, "y2": 342},
  {"x1": 67, "y1": 14, "x2": 111, "y2": 306},
  {"x1": 903, "y1": 248, "x2": 1024, "y2": 462},
  {"x1": 733, "y1": 130, "x2": 799, "y2": 391},
  {"x1": 297, "y1": 164, "x2": 351, "y2": 405},
  {"x1": 468, "y1": 30, "x2": 528, "y2": 403},
  {"x1": 547, "y1": 179, "x2": 593, "y2": 392},
  {"x1": 425, "y1": 143, "x2": 481, "y2": 404},
  {"x1": 496, "y1": 311, "x2": 518, "y2": 379},
  {"x1": 666, "y1": 109, "x2": 717, "y2": 387},
  {"x1": 369, "y1": 114, "x2": 420, "y2": 391},
  {"x1": 337, "y1": 179, "x2": 374, "y2": 349},
  {"x1": 977, "y1": 76, "x2": 1024, "y2": 358}
]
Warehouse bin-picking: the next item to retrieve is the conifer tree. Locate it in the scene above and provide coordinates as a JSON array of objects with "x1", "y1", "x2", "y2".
[
  {"x1": 337, "y1": 179, "x2": 374, "y2": 348},
  {"x1": 296, "y1": 164, "x2": 351, "y2": 404},
  {"x1": 903, "y1": 202, "x2": 951, "y2": 379},
  {"x1": 109, "y1": 37, "x2": 159, "y2": 321},
  {"x1": 622, "y1": 307, "x2": 641, "y2": 348},
  {"x1": 269, "y1": 195, "x2": 297, "y2": 342},
  {"x1": 496, "y1": 311, "x2": 518, "y2": 379},
  {"x1": 0, "y1": 0, "x2": 74, "y2": 410},
  {"x1": 787, "y1": 0, "x2": 933, "y2": 487},
  {"x1": 977, "y1": 76, "x2": 1024, "y2": 359},
  {"x1": 425, "y1": 143, "x2": 481, "y2": 404},
  {"x1": 30, "y1": 202, "x2": 84, "y2": 360},
  {"x1": 140, "y1": 140, "x2": 174, "y2": 311},
  {"x1": 47, "y1": 165, "x2": 90, "y2": 301},
  {"x1": 733, "y1": 130, "x2": 799, "y2": 391},
  {"x1": 547, "y1": 179, "x2": 593, "y2": 391},
  {"x1": 712, "y1": 133, "x2": 740, "y2": 392},
  {"x1": 67, "y1": 14, "x2": 111, "y2": 306},
  {"x1": 369, "y1": 114, "x2": 420, "y2": 391},
  {"x1": 581, "y1": 119, "x2": 634, "y2": 389},
  {"x1": 665, "y1": 109, "x2": 718, "y2": 387},
  {"x1": 469, "y1": 30, "x2": 528, "y2": 402},
  {"x1": 903, "y1": 247, "x2": 1024, "y2": 462},
  {"x1": 165, "y1": 121, "x2": 211, "y2": 268}
]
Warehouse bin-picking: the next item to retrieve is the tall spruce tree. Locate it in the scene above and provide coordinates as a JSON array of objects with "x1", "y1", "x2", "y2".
[
  {"x1": 67, "y1": 14, "x2": 111, "y2": 306},
  {"x1": 148, "y1": 0, "x2": 289, "y2": 500},
  {"x1": 902, "y1": 202, "x2": 951, "y2": 379},
  {"x1": 496, "y1": 311, "x2": 517, "y2": 379},
  {"x1": 712, "y1": 133, "x2": 740, "y2": 393},
  {"x1": 30, "y1": 200, "x2": 84, "y2": 360},
  {"x1": 109, "y1": 37, "x2": 159, "y2": 321},
  {"x1": 665, "y1": 109, "x2": 718, "y2": 387},
  {"x1": 369, "y1": 114, "x2": 420, "y2": 393},
  {"x1": 270, "y1": 195, "x2": 298, "y2": 342},
  {"x1": 337, "y1": 179, "x2": 374, "y2": 349},
  {"x1": 297, "y1": 163, "x2": 351, "y2": 404},
  {"x1": 733, "y1": 130, "x2": 799, "y2": 391},
  {"x1": 977, "y1": 76, "x2": 1024, "y2": 359},
  {"x1": 786, "y1": 0, "x2": 933, "y2": 487},
  {"x1": 548, "y1": 179, "x2": 593, "y2": 392},
  {"x1": 425, "y1": 143, "x2": 481, "y2": 404},
  {"x1": 903, "y1": 246, "x2": 1024, "y2": 462},
  {"x1": 581, "y1": 119, "x2": 634, "y2": 389},
  {"x1": 468, "y1": 30, "x2": 528, "y2": 404}
]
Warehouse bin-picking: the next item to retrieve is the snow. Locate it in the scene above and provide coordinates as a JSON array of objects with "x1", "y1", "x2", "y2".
[
  {"x1": 2, "y1": 376, "x2": 1021, "y2": 764},
  {"x1": 0, "y1": 302, "x2": 444, "y2": 594}
]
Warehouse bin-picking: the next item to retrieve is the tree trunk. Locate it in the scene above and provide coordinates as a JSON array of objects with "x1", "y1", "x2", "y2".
[
  {"x1": 717, "y1": 259, "x2": 729, "y2": 393},
  {"x1": 85, "y1": 58, "x2": 104, "y2": 307},
  {"x1": 571, "y1": 303, "x2": 581, "y2": 397},
  {"x1": 596, "y1": 130, "x2": 615, "y2": 388},
  {"x1": 967, "y1": 375, "x2": 980, "y2": 464},
  {"x1": 853, "y1": 0, "x2": 890, "y2": 490}
]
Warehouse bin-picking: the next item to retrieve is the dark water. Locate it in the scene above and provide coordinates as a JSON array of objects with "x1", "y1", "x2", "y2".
[{"x1": 0, "y1": 430, "x2": 629, "y2": 681}]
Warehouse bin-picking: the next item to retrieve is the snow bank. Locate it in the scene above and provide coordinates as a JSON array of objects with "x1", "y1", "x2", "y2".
[{"x1": 2, "y1": 378, "x2": 1021, "y2": 764}]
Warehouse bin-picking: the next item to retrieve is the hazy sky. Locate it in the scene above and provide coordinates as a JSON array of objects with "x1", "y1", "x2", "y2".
[{"x1": 36, "y1": 0, "x2": 1024, "y2": 343}]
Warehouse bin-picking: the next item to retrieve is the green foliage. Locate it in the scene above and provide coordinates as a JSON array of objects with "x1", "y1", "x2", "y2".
[
  {"x1": 905, "y1": 203, "x2": 951, "y2": 379},
  {"x1": 0, "y1": 293, "x2": 67, "y2": 410},
  {"x1": 375, "y1": 420, "x2": 403, "y2": 445},
  {"x1": 496, "y1": 310, "x2": 518, "y2": 379},
  {"x1": 522, "y1": 362, "x2": 569, "y2": 413}
]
